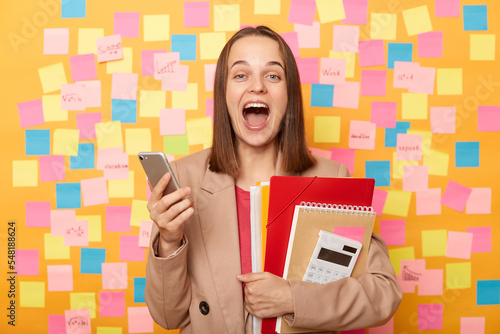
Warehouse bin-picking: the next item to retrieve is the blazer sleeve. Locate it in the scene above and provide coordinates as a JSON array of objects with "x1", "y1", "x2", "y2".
[{"x1": 283, "y1": 233, "x2": 402, "y2": 331}]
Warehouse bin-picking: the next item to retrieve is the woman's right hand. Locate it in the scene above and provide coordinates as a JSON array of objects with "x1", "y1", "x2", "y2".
[{"x1": 147, "y1": 172, "x2": 194, "y2": 257}]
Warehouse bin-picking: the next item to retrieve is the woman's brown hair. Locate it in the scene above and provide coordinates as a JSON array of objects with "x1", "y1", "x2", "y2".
[{"x1": 209, "y1": 26, "x2": 316, "y2": 177}]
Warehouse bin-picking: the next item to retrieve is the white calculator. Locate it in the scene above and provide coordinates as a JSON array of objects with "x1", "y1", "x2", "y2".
[{"x1": 303, "y1": 230, "x2": 362, "y2": 284}]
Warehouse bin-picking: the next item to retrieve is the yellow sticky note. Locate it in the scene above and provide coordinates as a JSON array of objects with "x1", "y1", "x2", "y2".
[
  {"x1": 20, "y1": 282, "x2": 45, "y2": 308},
  {"x1": 97, "y1": 327, "x2": 123, "y2": 334},
  {"x1": 38, "y1": 63, "x2": 67, "y2": 94},
  {"x1": 446, "y1": 262, "x2": 471, "y2": 289},
  {"x1": 125, "y1": 128, "x2": 151, "y2": 155},
  {"x1": 402, "y1": 93, "x2": 428, "y2": 120},
  {"x1": 70, "y1": 292, "x2": 96, "y2": 318},
  {"x1": 139, "y1": 90, "x2": 166, "y2": 117},
  {"x1": 392, "y1": 152, "x2": 418, "y2": 179},
  {"x1": 255, "y1": 0, "x2": 280, "y2": 14},
  {"x1": 108, "y1": 171, "x2": 134, "y2": 198},
  {"x1": 423, "y1": 149, "x2": 449, "y2": 176},
  {"x1": 131, "y1": 200, "x2": 150, "y2": 227},
  {"x1": 370, "y1": 13, "x2": 397, "y2": 40},
  {"x1": 330, "y1": 51, "x2": 356, "y2": 78},
  {"x1": 200, "y1": 32, "x2": 226, "y2": 60},
  {"x1": 76, "y1": 215, "x2": 101, "y2": 242},
  {"x1": 186, "y1": 117, "x2": 213, "y2": 148},
  {"x1": 383, "y1": 190, "x2": 412, "y2": 217},
  {"x1": 172, "y1": 83, "x2": 198, "y2": 110},
  {"x1": 44, "y1": 233, "x2": 70, "y2": 260},
  {"x1": 95, "y1": 121, "x2": 123, "y2": 150},
  {"x1": 12, "y1": 160, "x2": 38, "y2": 187},
  {"x1": 144, "y1": 15, "x2": 170, "y2": 42},
  {"x1": 402, "y1": 5, "x2": 433, "y2": 36},
  {"x1": 422, "y1": 229, "x2": 447, "y2": 257},
  {"x1": 164, "y1": 135, "x2": 190, "y2": 155},
  {"x1": 43, "y1": 94, "x2": 68, "y2": 121},
  {"x1": 388, "y1": 247, "x2": 415, "y2": 275},
  {"x1": 470, "y1": 34, "x2": 496, "y2": 61},
  {"x1": 214, "y1": 5, "x2": 240, "y2": 32},
  {"x1": 53, "y1": 129, "x2": 80, "y2": 156},
  {"x1": 107, "y1": 47, "x2": 133, "y2": 74},
  {"x1": 78, "y1": 28, "x2": 104, "y2": 55},
  {"x1": 314, "y1": 116, "x2": 340, "y2": 143},
  {"x1": 437, "y1": 68, "x2": 462, "y2": 95},
  {"x1": 316, "y1": 0, "x2": 345, "y2": 23}
]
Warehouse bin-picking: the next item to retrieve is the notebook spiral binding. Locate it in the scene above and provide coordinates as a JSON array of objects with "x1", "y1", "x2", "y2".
[{"x1": 299, "y1": 201, "x2": 375, "y2": 216}]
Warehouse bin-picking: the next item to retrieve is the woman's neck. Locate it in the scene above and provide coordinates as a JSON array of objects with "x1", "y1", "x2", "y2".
[{"x1": 235, "y1": 144, "x2": 278, "y2": 191}]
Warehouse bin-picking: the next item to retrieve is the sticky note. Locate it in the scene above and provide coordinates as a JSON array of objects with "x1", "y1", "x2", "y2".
[
  {"x1": 314, "y1": 116, "x2": 340, "y2": 143},
  {"x1": 77, "y1": 215, "x2": 101, "y2": 242},
  {"x1": 184, "y1": 1, "x2": 209, "y2": 27},
  {"x1": 48, "y1": 315, "x2": 66, "y2": 334},
  {"x1": 172, "y1": 83, "x2": 198, "y2": 110},
  {"x1": 13, "y1": 160, "x2": 38, "y2": 187},
  {"x1": 160, "y1": 108, "x2": 186, "y2": 135},
  {"x1": 334, "y1": 226, "x2": 364, "y2": 243},
  {"x1": 214, "y1": 4, "x2": 240, "y2": 31},
  {"x1": 95, "y1": 121, "x2": 123, "y2": 150},
  {"x1": 371, "y1": 102, "x2": 396, "y2": 128},
  {"x1": 330, "y1": 51, "x2": 356, "y2": 78},
  {"x1": 20, "y1": 282, "x2": 45, "y2": 307},
  {"x1": 296, "y1": 57, "x2": 319, "y2": 84},
  {"x1": 255, "y1": 0, "x2": 280, "y2": 14},
  {"x1": 76, "y1": 113, "x2": 100, "y2": 140},
  {"x1": 446, "y1": 231, "x2": 473, "y2": 259},
  {"x1": 361, "y1": 70, "x2": 387, "y2": 96},
  {"x1": 408, "y1": 66, "x2": 436, "y2": 95},
  {"x1": 153, "y1": 52, "x2": 180, "y2": 80},
  {"x1": 332, "y1": 81, "x2": 360, "y2": 109},
  {"x1": 400, "y1": 259, "x2": 425, "y2": 289},
  {"x1": 25, "y1": 130, "x2": 50, "y2": 156},
  {"x1": 397, "y1": 133, "x2": 422, "y2": 161},
  {"x1": 111, "y1": 73, "x2": 138, "y2": 100},
  {"x1": 171, "y1": 35, "x2": 197, "y2": 61},
  {"x1": 61, "y1": 0, "x2": 86, "y2": 18},
  {"x1": 100, "y1": 291, "x2": 125, "y2": 317},
  {"x1": 70, "y1": 143, "x2": 95, "y2": 170},
  {"x1": 280, "y1": 32, "x2": 300, "y2": 57},
  {"x1": 81, "y1": 178, "x2": 109, "y2": 207},
  {"x1": 114, "y1": 12, "x2": 140, "y2": 38},
  {"x1": 465, "y1": 187, "x2": 491, "y2": 214},
  {"x1": 44, "y1": 233, "x2": 70, "y2": 260},
  {"x1": 365, "y1": 161, "x2": 390, "y2": 187},
  {"x1": 342, "y1": 0, "x2": 368, "y2": 25},
  {"x1": 102, "y1": 263, "x2": 128, "y2": 289},
  {"x1": 387, "y1": 43, "x2": 412, "y2": 69},
  {"x1": 43, "y1": 94, "x2": 67, "y2": 122},
  {"x1": 388, "y1": 247, "x2": 415, "y2": 274},
  {"x1": 18, "y1": 99, "x2": 45, "y2": 128},
  {"x1": 295, "y1": 22, "x2": 320, "y2": 49},
  {"x1": 134, "y1": 277, "x2": 147, "y2": 303},
  {"x1": 26, "y1": 201, "x2": 51, "y2": 228},
  {"x1": 423, "y1": 149, "x2": 449, "y2": 176},
  {"x1": 106, "y1": 47, "x2": 133, "y2": 73},
  {"x1": 430, "y1": 107, "x2": 455, "y2": 133},
  {"x1": 112, "y1": 100, "x2": 137, "y2": 124},
  {"x1": 383, "y1": 191, "x2": 412, "y2": 217},
  {"x1": 128, "y1": 307, "x2": 154, "y2": 333},
  {"x1": 370, "y1": 13, "x2": 397, "y2": 40},
  {"x1": 333, "y1": 25, "x2": 359, "y2": 53},
  {"x1": 316, "y1": 0, "x2": 345, "y2": 23},
  {"x1": 108, "y1": 171, "x2": 135, "y2": 198},
  {"x1": 200, "y1": 32, "x2": 226, "y2": 60},
  {"x1": 470, "y1": 34, "x2": 496, "y2": 61},
  {"x1": 53, "y1": 129, "x2": 79, "y2": 156},
  {"x1": 56, "y1": 183, "x2": 81, "y2": 209},
  {"x1": 311, "y1": 84, "x2": 333, "y2": 107},
  {"x1": 47, "y1": 265, "x2": 73, "y2": 291},
  {"x1": 120, "y1": 235, "x2": 145, "y2": 261},
  {"x1": 437, "y1": 68, "x2": 462, "y2": 95},
  {"x1": 422, "y1": 229, "x2": 447, "y2": 257},
  {"x1": 39, "y1": 156, "x2": 65, "y2": 182},
  {"x1": 402, "y1": 93, "x2": 427, "y2": 120},
  {"x1": 418, "y1": 269, "x2": 443, "y2": 296},
  {"x1": 467, "y1": 226, "x2": 491, "y2": 254},
  {"x1": 477, "y1": 280, "x2": 500, "y2": 305},
  {"x1": 61, "y1": 84, "x2": 86, "y2": 111},
  {"x1": 69, "y1": 54, "x2": 97, "y2": 82},
  {"x1": 65, "y1": 309, "x2": 91, "y2": 333},
  {"x1": 64, "y1": 221, "x2": 88, "y2": 249},
  {"x1": 372, "y1": 189, "x2": 388, "y2": 217},
  {"x1": 403, "y1": 165, "x2": 428, "y2": 192},
  {"x1": 330, "y1": 148, "x2": 355, "y2": 175},
  {"x1": 288, "y1": 0, "x2": 316, "y2": 26},
  {"x1": 139, "y1": 221, "x2": 153, "y2": 248},
  {"x1": 144, "y1": 15, "x2": 170, "y2": 41},
  {"x1": 416, "y1": 188, "x2": 442, "y2": 216},
  {"x1": 70, "y1": 293, "x2": 96, "y2": 318},
  {"x1": 96, "y1": 35, "x2": 122, "y2": 63},
  {"x1": 15, "y1": 249, "x2": 39, "y2": 275},
  {"x1": 418, "y1": 304, "x2": 443, "y2": 330},
  {"x1": 99, "y1": 151, "x2": 128, "y2": 180},
  {"x1": 455, "y1": 141, "x2": 480, "y2": 167},
  {"x1": 80, "y1": 248, "x2": 106, "y2": 274},
  {"x1": 393, "y1": 61, "x2": 419, "y2": 89},
  {"x1": 186, "y1": 118, "x2": 212, "y2": 148},
  {"x1": 402, "y1": 6, "x2": 433, "y2": 36},
  {"x1": 441, "y1": 180, "x2": 472, "y2": 212},
  {"x1": 44, "y1": 28, "x2": 69, "y2": 55},
  {"x1": 460, "y1": 317, "x2": 485, "y2": 334},
  {"x1": 349, "y1": 119, "x2": 377, "y2": 149},
  {"x1": 125, "y1": 128, "x2": 152, "y2": 155},
  {"x1": 78, "y1": 28, "x2": 104, "y2": 55},
  {"x1": 139, "y1": 90, "x2": 166, "y2": 117},
  {"x1": 435, "y1": 0, "x2": 460, "y2": 17},
  {"x1": 77, "y1": 80, "x2": 101, "y2": 108},
  {"x1": 161, "y1": 65, "x2": 189, "y2": 91},
  {"x1": 164, "y1": 135, "x2": 190, "y2": 155},
  {"x1": 38, "y1": 63, "x2": 67, "y2": 94},
  {"x1": 379, "y1": 220, "x2": 405, "y2": 246},
  {"x1": 418, "y1": 31, "x2": 443, "y2": 58},
  {"x1": 204, "y1": 64, "x2": 216, "y2": 92},
  {"x1": 106, "y1": 206, "x2": 131, "y2": 232},
  {"x1": 51, "y1": 210, "x2": 76, "y2": 237},
  {"x1": 359, "y1": 40, "x2": 385, "y2": 67},
  {"x1": 477, "y1": 105, "x2": 500, "y2": 131},
  {"x1": 463, "y1": 5, "x2": 488, "y2": 31},
  {"x1": 96, "y1": 327, "x2": 122, "y2": 334},
  {"x1": 446, "y1": 262, "x2": 471, "y2": 289}
]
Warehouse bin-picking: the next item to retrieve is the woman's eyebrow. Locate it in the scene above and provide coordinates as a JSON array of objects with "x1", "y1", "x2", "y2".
[{"x1": 230, "y1": 60, "x2": 284, "y2": 70}]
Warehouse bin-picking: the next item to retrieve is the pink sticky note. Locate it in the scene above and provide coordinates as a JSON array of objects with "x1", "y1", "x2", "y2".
[
  {"x1": 204, "y1": 64, "x2": 216, "y2": 92},
  {"x1": 465, "y1": 187, "x2": 491, "y2": 214},
  {"x1": 141, "y1": 49, "x2": 167, "y2": 77},
  {"x1": 160, "y1": 108, "x2": 186, "y2": 135},
  {"x1": 106, "y1": 206, "x2": 131, "y2": 232},
  {"x1": 371, "y1": 101, "x2": 397, "y2": 128},
  {"x1": 409, "y1": 66, "x2": 435, "y2": 95},
  {"x1": 430, "y1": 106, "x2": 455, "y2": 133},
  {"x1": 154, "y1": 52, "x2": 180, "y2": 80},
  {"x1": 418, "y1": 269, "x2": 443, "y2": 296},
  {"x1": 102, "y1": 152, "x2": 129, "y2": 180},
  {"x1": 309, "y1": 147, "x2": 330, "y2": 159},
  {"x1": 401, "y1": 259, "x2": 425, "y2": 287},
  {"x1": 330, "y1": 148, "x2": 355, "y2": 175},
  {"x1": 379, "y1": 220, "x2": 405, "y2": 246},
  {"x1": 65, "y1": 309, "x2": 91, "y2": 334},
  {"x1": 63, "y1": 220, "x2": 89, "y2": 246},
  {"x1": 47, "y1": 265, "x2": 73, "y2": 291},
  {"x1": 446, "y1": 231, "x2": 473, "y2": 259},
  {"x1": 333, "y1": 25, "x2": 359, "y2": 53},
  {"x1": 418, "y1": 304, "x2": 443, "y2": 330},
  {"x1": 435, "y1": 0, "x2": 460, "y2": 18},
  {"x1": 397, "y1": 133, "x2": 422, "y2": 161},
  {"x1": 461, "y1": 317, "x2": 485, "y2": 334},
  {"x1": 76, "y1": 112, "x2": 101, "y2": 139},
  {"x1": 403, "y1": 165, "x2": 428, "y2": 192},
  {"x1": 18, "y1": 99, "x2": 45, "y2": 128},
  {"x1": 369, "y1": 317, "x2": 394, "y2": 334},
  {"x1": 280, "y1": 32, "x2": 300, "y2": 57},
  {"x1": 418, "y1": 31, "x2": 443, "y2": 58},
  {"x1": 161, "y1": 64, "x2": 189, "y2": 91},
  {"x1": 51, "y1": 209, "x2": 76, "y2": 236},
  {"x1": 393, "y1": 61, "x2": 420, "y2": 89},
  {"x1": 361, "y1": 70, "x2": 387, "y2": 96},
  {"x1": 342, "y1": 0, "x2": 368, "y2": 25},
  {"x1": 111, "y1": 72, "x2": 138, "y2": 100},
  {"x1": 288, "y1": 0, "x2": 316, "y2": 26},
  {"x1": 120, "y1": 235, "x2": 146, "y2": 261},
  {"x1": 441, "y1": 180, "x2": 472, "y2": 212},
  {"x1": 44, "y1": 28, "x2": 69, "y2": 55},
  {"x1": 467, "y1": 226, "x2": 492, "y2": 253},
  {"x1": 416, "y1": 188, "x2": 442, "y2": 216},
  {"x1": 48, "y1": 314, "x2": 66, "y2": 334},
  {"x1": 81, "y1": 177, "x2": 109, "y2": 206},
  {"x1": 26, "y1": 201, "x2": 51, "y2": 228},
  {"x1": 477, "y1": 105, "x2": 500, "y2": 131},
  {"x1": 96, "y1": 35, "x2": 123, "y2": 63},
  {"x1": 349, "y1": 120, "x2": 376, "y2": 150},
  {"x1": 61, "y1": 84, "x2": 86, "y2": 111},
  {"x1": 296, "y1": 57, "x2": 319, "y2": 84},
  {"x1": 206, "y1": 98, "x2": 214, "y2": 121},
  {"x1": 184, "y1": 1, "x2": 209, "y2": 27},
  {"x1": 359, "y1": 40, "x2": 385, "y2": 67},
  {"x1": 100, "y1": 291, "x2": 125, "y2": 317},
  {"x1": 15, "y1": 249, "x2": 39, "y2": 275},
  {"x1": 69, "y1": 54, "x2": 97, "y2": 82},
  {"x1": 396, "y1": 273, "x2": 416, "y2": 293},
  {"x1": 96, "y1": 147, "x2": 123, "y2": 170},
  {"x1": 294, "y1": 22, "x2": 320, "y2": 49},
  {"x1": 114, "y1": 12, "x2": 140, "y2": 38},
  {"x1": 139, "y1": 221, "x2": 154, "y2": 248},
  {"x1": 128, "y1": 307, "x2": 154, "y2": 333},
  {"x1": 372, "y1": 189, "x2": 388, "y2": 217},
  {"x1": 102, "y1": 262, "x2": 128, "y2": 289},
  {"x1": 39, "y1": 155, "x2": 65, "y2": 182},
  {"x1": 333, "y1": 81, "x2": 360, "y2": 109},
  {"x1": 319, "y1": 57, "x2": 346, "y2": 85},
  {"x1": 76, "y1": 80, "x2": 101, "y2": 108}
]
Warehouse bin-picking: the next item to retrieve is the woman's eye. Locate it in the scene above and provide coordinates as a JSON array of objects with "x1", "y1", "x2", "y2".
[
  {"x1": 235, "y1": 74, "x2": 246, "y2": 79},
  {"x1": 268, "y1": 74, "x2": 280, "y2": 80}
]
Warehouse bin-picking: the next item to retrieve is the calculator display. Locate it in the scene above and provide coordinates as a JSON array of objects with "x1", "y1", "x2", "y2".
[{"x1": 318, "y1": 248, "x2": 352, "y2": 267}]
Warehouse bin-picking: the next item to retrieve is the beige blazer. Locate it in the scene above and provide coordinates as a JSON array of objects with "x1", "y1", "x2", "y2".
[{"x1": 145, "y1": 149, "x2": 402, "y2": 334}]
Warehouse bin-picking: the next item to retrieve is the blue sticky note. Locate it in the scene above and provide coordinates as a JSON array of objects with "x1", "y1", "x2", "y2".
[
  {"x1": 25, "y1": 129, "x2": 50, "y2": 155},
  {"x1": 387, "y1": 43, "x2": 413, "y2": 69},
  {"x1": 463, "y1": 5, "x2": 488, "y2": 31},
  {"x1": 134, "y1": 277, "x2": 146, "y2": 303},
  {"x1": 171, "y1": 34, "x2": 197, "y2": 61},
  {"x1": 311, "y1": 84, "x2": 334, "y2": 107},
  {"x1": 365, "y1": 161, "x2": 391, "y2": 187},
  {"x1": 70, "y1": 143, "x2": 95, "y2": 169},
  {"x1": 385, "y1": 122, "x2": 411, "y2": 147},
  {"x1": 455, "y1": 141, "x2": 480, "y2": 167},
  {"x1": 80, "y1": 248, "x2": 106, "y2": 274},
  {"x1": 61, "y1": 0, "x2": 86, "y2": 19},
  {"x1": 56, "y1": 183, "x2": 81, "y2": 209},
  {"x1": 112, "y1": 99, "x2": 137, "y2": 124},
  {"x1": 477, "y1": 280, "x2": 500, "y2": 305}
]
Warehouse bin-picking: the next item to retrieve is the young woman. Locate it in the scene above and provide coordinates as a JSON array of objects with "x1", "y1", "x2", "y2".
[{"x1": 145, "y1": 26, "x2": 401, "y2": 334}]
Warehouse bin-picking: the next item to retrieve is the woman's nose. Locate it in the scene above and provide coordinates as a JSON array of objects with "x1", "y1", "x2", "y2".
[{"x1": 248, "y1": 76, "x2": 267, "y2": 94}]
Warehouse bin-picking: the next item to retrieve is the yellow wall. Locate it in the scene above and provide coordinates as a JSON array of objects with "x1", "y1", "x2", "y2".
[{"x1": 1, "y1": 0, "x2": 499, "y2": 333}]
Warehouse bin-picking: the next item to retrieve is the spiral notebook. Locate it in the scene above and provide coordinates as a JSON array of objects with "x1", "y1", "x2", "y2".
[{"x1": 277, "y1": 202, "x2": 376, "y2": 334}]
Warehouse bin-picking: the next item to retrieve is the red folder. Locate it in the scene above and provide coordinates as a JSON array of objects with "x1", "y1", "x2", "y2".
[{"x1": 261, "y1": 176, "x2": 375, "y2": 334}]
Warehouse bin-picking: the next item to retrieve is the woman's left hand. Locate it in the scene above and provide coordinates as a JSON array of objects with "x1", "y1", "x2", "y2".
[{"x1": 236, "y1": 272, "x2": 294, "y2": 319}]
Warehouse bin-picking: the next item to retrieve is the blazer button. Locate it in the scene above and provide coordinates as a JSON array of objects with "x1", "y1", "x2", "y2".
[{"x1": 199, "y1": 301, "x2": 209, "y2": 315}]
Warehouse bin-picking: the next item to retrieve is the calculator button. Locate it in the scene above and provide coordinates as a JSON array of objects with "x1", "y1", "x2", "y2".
[
  {"x1": 322, "y1": 276, "x2": 330, "y2": 284},
  {"x1": 333, "y1": 271, "x2": 340, "y2": 280},
  {"x1": 310, "y1": 264, "x2": 318, "y2": 271},
  {"x1": 314, "y1": 274, "x2": 323, "y2": 282},
  {"x1": 341, "y1": 273, "x2": 348, "y2": 279},
  {"x1": 306, "y1": 272, "x2": 315, "y2": 280},
  {"x1": 325, "y1": 269, "x2": 333, "y2": 276},
  {"x1": 318, "y1": 267, "x2": 326, "y2": 274}
]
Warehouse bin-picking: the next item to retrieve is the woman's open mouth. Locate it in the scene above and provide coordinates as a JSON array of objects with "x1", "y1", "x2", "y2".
[{"x1": 242, "y1": 102, "x2": 270, "y2": 130}]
